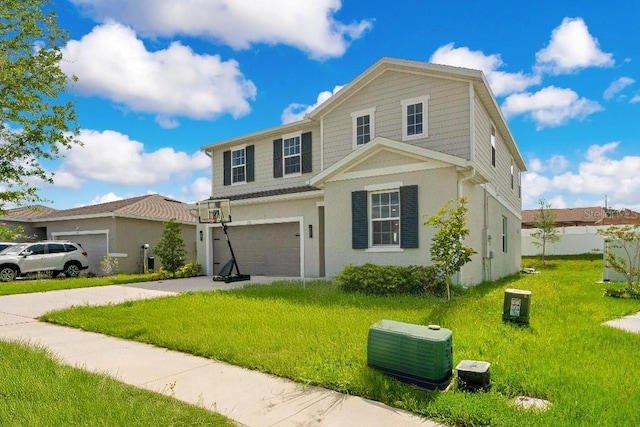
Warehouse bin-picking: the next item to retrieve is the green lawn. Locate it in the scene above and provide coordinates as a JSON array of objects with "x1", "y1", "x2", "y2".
[
  {"x1": 0, "y1": 341, "x2": 234, "y2": 426},
  {"x1": 41, "y1": 256, "x2": 640, "y2": 426},
  {"x1": 0, "y1": 273, "x2": 156, "y2": 296}
]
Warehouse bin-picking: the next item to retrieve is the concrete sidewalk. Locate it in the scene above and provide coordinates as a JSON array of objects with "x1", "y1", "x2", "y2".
[{"x1": 0, "y1": 278, "x2": 440, "y2": 427}]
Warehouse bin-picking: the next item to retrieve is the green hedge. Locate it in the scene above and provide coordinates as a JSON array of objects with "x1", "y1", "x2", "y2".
[{"x1": 336, "y1": 263, "x2": 446, "y2": 296}]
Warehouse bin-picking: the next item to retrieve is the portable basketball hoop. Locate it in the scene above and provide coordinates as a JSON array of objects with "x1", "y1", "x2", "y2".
[{"x1": 198, "y1": 199, "x2": 250, "y2": 283}]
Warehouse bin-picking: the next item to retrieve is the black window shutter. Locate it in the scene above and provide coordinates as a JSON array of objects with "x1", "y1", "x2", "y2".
[
  {"x1": 301, "y1": 132, "x2": 312, "y2": 173},
  {"x1": 246, "y1": 145, "x2": 255, "y2": 182},
  {"x1": 400, "y1": 185, "x2": 419, "y2": 248},
  {"x1": 223, "y1": 150, "x2": 231, "y2": 186},
  {"x1": 352, "y1": 191, "x2": 368, "y2": 249},
  {"x1": 273, "y1": 139, "x2": 283, "y2": 178}
]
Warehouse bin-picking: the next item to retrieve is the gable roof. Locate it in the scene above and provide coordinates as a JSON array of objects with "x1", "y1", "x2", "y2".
[
  {"x1": 4, "y1": 194, "x2": 197, "y2": 224},
  {"x1": 3, "y1": 205, "x2": 59, "y2": 220},
  {"x1": 309, "y1": 136, "x2": 489, "y2": 188},
  {"x1": 522, "y1": 206, "x2": 640, "y2": 228},
  {"x1": 200, "y1": 57, "x2": 526, "y2": 172}
]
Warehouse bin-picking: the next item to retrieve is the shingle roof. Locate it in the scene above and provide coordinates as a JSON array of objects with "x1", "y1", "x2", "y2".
[
  {"x1": 211, "y1": 185, "x2": 321, "y2": 201},
  {"x1": 5, "y1": 194, "x2": 197, "y2": 223},
  {"x1": 522, "y1": 206, "x2": 640, "y2": 228},
  {"x1": 4, "y1": 205, "x2": 59, "y2": 219}
]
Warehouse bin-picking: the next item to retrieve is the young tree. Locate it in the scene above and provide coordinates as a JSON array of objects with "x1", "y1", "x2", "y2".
[
  {"x1": 153, "y1": 218, "x2": 186, "y2": 277},
  {"x1": 1, "y1": 0, "x2": 80, "y2": 213},
  {"x1": 424, "y1": 197, "x2": 476, "y2": 300},
  {"x1": 530, "y1": 198, "x2": 560, "y2": 264},
  {"x1": 597, "y1": 224, "x2": 640, "y2": 292}
]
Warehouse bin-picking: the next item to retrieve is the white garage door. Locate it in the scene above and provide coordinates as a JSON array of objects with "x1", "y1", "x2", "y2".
[
  {"x1": 213, "y1": 222, "x2": 300, "y2": 277},
  {"x1": 57, "y1": 234, "x2": 108, "y2": 276}
]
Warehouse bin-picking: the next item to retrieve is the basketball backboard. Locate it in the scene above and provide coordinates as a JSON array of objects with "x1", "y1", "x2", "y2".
[{"x1": 198, "y1": 199, "x2": 231, "y2": 223}]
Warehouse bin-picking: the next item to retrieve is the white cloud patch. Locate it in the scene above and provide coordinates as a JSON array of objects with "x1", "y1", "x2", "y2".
[
  {"x1": 603, "y1": 77, "x2": 635, "y2": 101},
  {"x1": 69, "y1": 0, "x2": 372, "y2": 60},
  {"x1": 630, "y1": 93, "x2": 640, "y2": 104},
  {"x1": 281, "y1": 85, "x2": 344, "y2": 124},
  {"x1": 182, "y1": 176, "x2": 212, "y2": 204},
  {"x1": 61, "y1": 22, "x2": 257, "y2": 127},
  {"x1": 523, "y1": 142, "x2": 640, "y2": 211},
  {"x1": 535, "y1": 17, "x2": 614, "y2": 75},
  {"x1": 86, "y1": 192, "x2": 124, "y2": 206},
  {"x1": 55, "y1": 129, "x2": 210, "y2": 187},
  {"x1": 429, "y1": 43, "x2": 540, "y2": 97},
  {"x1": 528, "y1": 155, "x2": 569, "y2": 174},
  {"x1": 501, "y1": 86, "x2": 602, "y2": 129}
]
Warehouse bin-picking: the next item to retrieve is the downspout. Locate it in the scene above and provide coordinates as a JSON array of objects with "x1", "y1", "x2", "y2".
[
  {"x1": 457, "y1": 166, "x2": 476, "y2": 200},
  {"x1": 455, "y1": 166, "x2": 476, "y2": 285}
]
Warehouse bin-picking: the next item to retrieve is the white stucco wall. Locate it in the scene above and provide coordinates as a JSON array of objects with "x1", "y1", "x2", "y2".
[{"x1": 522, "y1": 226, "x2": 604, "y2": 256}]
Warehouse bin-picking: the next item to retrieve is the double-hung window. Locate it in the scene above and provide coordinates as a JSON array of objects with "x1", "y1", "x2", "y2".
[
  {"x1": 371, "y1": 191, "x2": 400, "y2": 246},
  {"x1": 231, "y1": 147, "x2": 246, "y2": 184},
  {"x1": 351, "y1": 107, "x2": 376, "y2": 148},
  {"x1": 283, "y1": 135, "x2": 301, "y2": 175},
  {"x1": 401, "y1": 96, "x2": 429, "y2": 141}
]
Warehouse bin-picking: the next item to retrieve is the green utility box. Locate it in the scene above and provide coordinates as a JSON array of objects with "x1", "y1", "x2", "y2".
[
  {"x1": 456, "y1": 359, "x2": 491, "y2": 391},
  {"x1": 502, "y1": 288, "x2": 531, "y2": 324},
  {"x1": 367, "y1": 319, "x2": 453, "y2": 389}
]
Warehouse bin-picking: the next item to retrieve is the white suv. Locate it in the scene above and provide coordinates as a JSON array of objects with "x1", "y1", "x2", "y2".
[{"x1": 0, "y1": 241, "x2": 89, "y2": 281}]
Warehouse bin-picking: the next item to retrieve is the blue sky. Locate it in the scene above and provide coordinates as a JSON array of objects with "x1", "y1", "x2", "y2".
[{"x1": 33, "y1": 0, "x2": 640, "y2": 211}]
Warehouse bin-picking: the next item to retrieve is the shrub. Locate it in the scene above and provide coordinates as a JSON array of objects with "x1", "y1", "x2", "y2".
[
  {"x1": 177, "y1": 262, "x2": 203, "y2": 278},
  {"x1": 100, "y1": 255, "x2": 119, "y2": 276},
  {"x1": 336, "y1": 263, "x2": 446, "y2": 296}
]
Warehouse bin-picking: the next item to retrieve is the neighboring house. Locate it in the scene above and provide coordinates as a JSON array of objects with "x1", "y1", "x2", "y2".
[
  {"x1": 521, "y1": 206, "x2": 640, "y2": 256},
  {"x1": 196, "y1": 58, "x2": 526, "y2": 285},
  {"x1": 2, "y1": 194, "x2": 197, "y2": 275}
]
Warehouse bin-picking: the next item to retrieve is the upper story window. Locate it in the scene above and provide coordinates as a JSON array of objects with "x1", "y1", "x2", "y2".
[
  {"x1": 401, "y1": 95, "x2": 429, "y2": 141},
  {"x1": 283, "y1": 135, "x2": 301, "y2": 175},
  {"x1": 231, "y1": 147, "x2": 246, "y2": 184},
  {"x1": 223, "y1": 145, "x2": 254, "y2": 186},
  {"x1": 273, "y1": 132, "x2": 312, "y2": 178},
  {"x1": 510, "y1": 162, "x2": 514, "y2": 190},
  {"x1": 491, "y1": 125, "x2": 496, "y2": 167},
  {"x1": 371, "y1": 190, "x2": 400, "y2": 246},
  {"x1": 351, "y1": 107, "x2": 376, "y2": 148},
  {"x1": 502, "y1": 215, "x2": 508, "y2": 253}
]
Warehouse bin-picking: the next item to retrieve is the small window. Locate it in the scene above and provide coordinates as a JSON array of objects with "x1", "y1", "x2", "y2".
[
  {"x1": 401, "y1": 96, "x2": 429, "y2": 141},
  {"x1": 502, "y1": 216, "x2": 508, "y2": 253},
  {"x1": 351, "y1": 107, "x2": 376, "y2": 148},
  {"x1": 231, "y1": 147, "x2": 246, "y2": 184},
  {"x1": 491, "y1": 126, "x2": 496, "y2": 167},
  {"x1": 371, "y1": 191, "x2": 400, "y2": 246},
  {"x1": 510, "y1": 163, "x2": 514, "y2": 189},
  {"x1": 283, "y1": 135, "x2": 301, "y2": 175}
]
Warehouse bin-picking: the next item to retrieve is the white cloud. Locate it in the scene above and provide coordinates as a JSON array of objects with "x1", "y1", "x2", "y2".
[
  {"x1": 630, "y1": 93, "x2": 640, "y2": 104},
  {"x1": 523, "y1": 142, "x2": 640, "y2": 210},
  {"x1": 86, "y1": 192, "x2": 124, "y2": 206},
  {"x1": 429, "y1": 43, "x2": 540, "y2": 97},
  {"x1": 535, "y1": 17, "x2": 614, "y2": 75},
  {"x1": 182, "y1": 177, "x2": 212, "y2": 204},
  {"x1": 69, "y1": 0, "x2": 372, "y2": 60},
  {"x1": 281, "y1": 85, "x2": 344, "y2": 124},
  {"x1": 603, "y1": 77, "x2": 635, "y2": 101},
  {"x1": 55, "y1": 129, "x2": 210, "y2": 187},
  {"x1": 61, "y1": 22, "x2": 257, "y2": 127},
  {"x1": 501, "y1": 86, "x2": 602, "y2": 129},
  {"x1": 528, "y1": 155, "x2": 569, "y2": 174}
]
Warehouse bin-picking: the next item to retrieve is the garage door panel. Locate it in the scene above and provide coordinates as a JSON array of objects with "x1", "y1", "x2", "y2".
[
  {"x1": 56, "y1": 234, "x2": 107, "y2": 276},
  {"x1": 213, "y1": 222, "x2": 300, "y2": 277}
]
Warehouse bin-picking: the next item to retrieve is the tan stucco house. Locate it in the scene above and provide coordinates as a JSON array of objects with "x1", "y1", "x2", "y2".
[
  {"x1": 196, "y1": 58, "x2": 526, "y2": 285},
  {"x1": 3, "y1": 194, "x2": 197, "y2": 275}
]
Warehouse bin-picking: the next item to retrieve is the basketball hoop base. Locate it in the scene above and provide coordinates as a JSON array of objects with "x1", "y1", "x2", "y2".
[{"x1": 212, "y1": 273, "x2": 251, "y2": 284}]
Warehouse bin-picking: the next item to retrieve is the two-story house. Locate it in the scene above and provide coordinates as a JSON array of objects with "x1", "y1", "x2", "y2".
[{"x1": 196, "y1": 58, "x2": 526, "y2": 285}]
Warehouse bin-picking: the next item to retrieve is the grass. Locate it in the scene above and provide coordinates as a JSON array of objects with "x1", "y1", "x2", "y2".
[
  {"x1": 41, "y1": 255, "x2": 640, "y2": 426},
  {"x1": 0, "y1": 273, "x2": 157, "y2": 296},
  {"x1": 0, "y1": 340, "x2": 234, "y2": 426}
]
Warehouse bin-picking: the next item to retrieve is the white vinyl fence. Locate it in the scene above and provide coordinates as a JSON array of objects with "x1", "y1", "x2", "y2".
[{"x1": 521, "y1": 226, "x2": 604, "y2": 256}]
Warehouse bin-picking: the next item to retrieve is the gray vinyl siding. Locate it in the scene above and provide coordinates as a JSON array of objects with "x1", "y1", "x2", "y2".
[
  {"x1": 211, "y1": 124, "x2": 321, "y2": 198},
  {"x1": 322, "y1": 70, "x2": 471, "y2": 169},
  {"x1": 473, "y1": 93, "x2": 521, "y2": 214}
]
